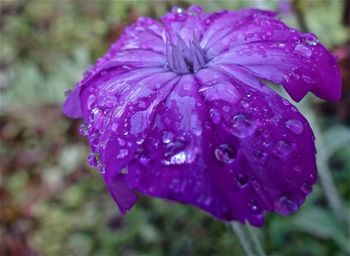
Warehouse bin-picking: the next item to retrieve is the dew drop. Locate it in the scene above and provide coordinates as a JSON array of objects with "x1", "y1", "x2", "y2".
[
  {"x1": 294, "y1": 165, "x2": 302, "y2": 172},
  {"x1": 231, "y1": 114, "x2": 256, "y2": 138},
  {"x1": 209, "y1": 108, "x2": 221, "y2": 124},
  {"x1": 285, "y1": 119, "x2": 304, "y2": 135},
  {"x1": 171, "y1": 6, "x2": 183, "y2": 14},
  {"x1": 97, "y1": 163, "x2": 105, "y2": 174},
  {"x1": 117, "y1": 138, "x2": 126, "y2": 147},
  {"x1": 249, "y1": 201, "x2": 261, "y2": 214},
  {"x1": 162, "y1": 142, "x2": 197, "y2": 166},
  {"x1": 215, "y1": 144, "x2": 237, "y2": 164},
  {"x1": 87, "y1": 152, "x2": 99, "y2": 167},
  {"x1": 301, "y1": 74, "x2": 313, "y2": 83},
  {"x1": 169, "y1": 151, "x2": 187, "y2": 165},
  {"x1": 303, "y1": 33, "x2": 318, "y2": 46},
  {"x1": 235, "y1": 174, "x2": 249, "y2": 188},
  {"x1": 117, "y1": 149, "x2": 129, "y2": 159},
  {"x1": 275, "y1": 140, "x2": 291, "y2": 157},
  {"x1": 79, "y1": 124, "x2": 88, "y2": 136},
  {"x1": 192, "y1": 126, "x2": 202, "y2": 136},
  {"x1": 139, "y1": 155, "x2": 150, "y2": 166},
  {"x1": 301, "y1": 183, "x2": 312, "y2": 194},
  {"x1": 87, "y1": 95, "x2": 96, "y2": 110},
  {"x1": 309, "y1": 173, "x2": 317, "y2": 182},
  {"x1": 282, "y1": 98, "x2": 290, "y2": 106},
  {"x1": 293, "y1": 43, "x2": 313, "y2": 58},
  {"x1": 136, "y1": 138, "x2": 144, "y2": 145},
  {"x1": 89, "y1": 133, "x2": 99, "y2": 147},
  {"x1": 162, "y1": 131, "x2": 174, "y2": 144},
  {"x1": 120, "y1": 167, "x2": 128, "y2": 175},
  {"x1": 223, "y1": 106, "x2": 230, "y2": 112},
  {"x1": 275, "y1": 195, "x2": 299, "y2": 215},
  {"x1": 64, "y1": 89, "x2": 72, "y2": 97},
  {"x1": 111, "y1": 123, "x2": 118, "y2": 132}
]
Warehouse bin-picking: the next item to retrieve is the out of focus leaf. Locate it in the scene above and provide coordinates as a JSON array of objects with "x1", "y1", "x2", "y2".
[
  {"x1": 323, "y1": 125, "x2": 350, "y2": 157},
  {"x1": 293, "y1": 206, "x2": 349, "y2": 253}
]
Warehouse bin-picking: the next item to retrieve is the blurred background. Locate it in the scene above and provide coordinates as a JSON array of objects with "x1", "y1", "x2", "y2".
[{"x1": 0, "y1": 0, "x2": 349, "y2": 255}]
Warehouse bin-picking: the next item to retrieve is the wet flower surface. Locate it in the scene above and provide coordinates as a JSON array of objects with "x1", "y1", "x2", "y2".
[{"x1": 63, "y1": 6, "x2": 341, "y2": 226}]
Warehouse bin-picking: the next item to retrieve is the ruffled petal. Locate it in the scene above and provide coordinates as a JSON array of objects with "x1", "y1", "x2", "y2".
[
  {"x1": 62, "y1": 16, "x2": 167, "y2": 118},
  {"x1": 200, "y1": 8, "x2": 276, "y2": 50},
  {"x1": 107, "y1": 68, "x2": 317, "y2": 226},
  {"x1": 161, "y1": 6, "x2": 208, "y2": 43},
  {"x1": 201, "y1": 9, "x2": 341, "y2": 101},
  {"x1": 210, "y1": 41, "x2": 341, "y2": 102},
  {"x1": 205, "y1": 11, "x2": 341, "y2": 101},
  {"x1": 83, "y1": 67, "x2": 179, "y2": 212}
]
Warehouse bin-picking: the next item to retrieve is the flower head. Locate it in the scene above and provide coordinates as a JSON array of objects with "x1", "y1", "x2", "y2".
[{"x1": 63, "y1": 6, "x2": 341, "y2": 226}]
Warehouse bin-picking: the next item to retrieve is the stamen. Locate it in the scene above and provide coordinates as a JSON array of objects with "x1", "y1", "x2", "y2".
[{"x1": 165, "y1": 35, "x2": 207, "y2": 74}]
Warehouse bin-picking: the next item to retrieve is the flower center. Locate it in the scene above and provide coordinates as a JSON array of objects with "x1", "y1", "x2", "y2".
[{"x1": 165, "y1": 36, "x2": 207, "y2": 74}]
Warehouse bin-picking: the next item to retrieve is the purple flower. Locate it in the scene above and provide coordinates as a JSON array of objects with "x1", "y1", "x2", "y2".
[{"x1": 63, "y1": 6, "x2": 341, "y2": 226}]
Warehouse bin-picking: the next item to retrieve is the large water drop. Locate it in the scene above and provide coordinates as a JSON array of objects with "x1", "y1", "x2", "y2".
[
  {"x1": 231, "y1": 114, "x2": 256, "y2": 138},
  {"x1": 285, "y1": 119, "x2": 304, "y2": 135},
  {"x1": 215, "y1": 144, "x2": 237, "y2": 164}
]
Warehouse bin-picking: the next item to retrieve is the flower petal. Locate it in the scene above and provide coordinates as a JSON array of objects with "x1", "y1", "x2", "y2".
[
  {"x1": 62, "y1": 16, "x2": 167, "y2": 118},
  {"x1": 107, "y1": 68, "x2": 317, "y2": 226},
  {"x1": 84, "y1": 69, "x2": 179, "y2": 213},
  {"x1": 161, "y1": 5, "x2": 207, "y2": 43},
  {"x1": 206, "y1": 12, "x2": 341, "y2": 101}
]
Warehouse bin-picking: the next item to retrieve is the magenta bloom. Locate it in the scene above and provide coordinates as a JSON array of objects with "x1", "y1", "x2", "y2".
[{"x1": 63, "y1": 6, "x2": 341, "y2": 226}]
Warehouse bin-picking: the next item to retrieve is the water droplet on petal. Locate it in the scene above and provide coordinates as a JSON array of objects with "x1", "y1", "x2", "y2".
[
  {"x1": 235, "y1": 174, "x2": 249, "y2": 188},
  {"x1": 117, "y1": 149, "x2": 129, "y2": 159},
  {"x1": 309, "y1": 173, "x2": 317, "y2": 182},
  {"x1": 223, "y1": 106, "x2": 230, "y2": 112},
  {"x1": 301, "y1": 183, "x2": 312, "y2": 194},
  {"x1": 170, "y1": 151, "x2": 187, "y2": 165},
  {"x1": 249, "y1": 201, "x2": 261, "y2": 214},
  {"x1": 87, "y1": 95, "x2": 96, "y2": 110},
  {"x1": 215, "y1": 144, "x2": 237, "y2": 164},
  {"x1": 162, "y1": 141, "x2": 197, "y2": 165},
  {"x1": 111, "y1": 123, "x2": 118, "y2": 132},
  {"x1": 64, "y1": 89, "x2": 72, "y2": 97},
  {"x1": 192, "y1": 125, "x2": 203, "y2": 136},
  {"x1": 97, "y1": 163, "x2": 105, "y2": 174},
  {"x1": 117, "y1": 138, "x2": 126, "y2": 147},
  {"x1": 293, "y1": 43, "x2": 313, "y2": 58},
  {"x1": 162, "y1": 131, "x2": 174, "y2": 144},
  {"x1": 171, "y1": 6, "x2": 183, "y2": 14},
  {"x1": 304, "y1": 33, "x2": 318, "y2": 46},
  {"x1": 231, "y1": 114, "x2": 256, "y2": 138},
  {"x1": 209, "y1": 108, "x2": 221, "y2": 124},
  {"x1": 275, "y1": 195, "x2": 299, "y2": 215},
  {"x1": 285, "y1": 119, "x2": 304, "y2": 134},
  {"x1": 79, "y1": 124, "x2": 88, "y2": 136},
  {"x1": 275, "y1": 140, "x2": 291, "y2": 157},
  {"x1": 87, "y1": 152, "x2": 99, "y2": 167},
  {"x1": 136, "y1": 138, "x2": 144, "y2": 145},
  {"x1": 301, "y1": 74, "x2": 313, "y2": 83},
  {"x1": 294, "y1": 165, "x2": 302, "y2": 172},
  {"x1": 120, "y1": 167, "x2": 128, "y2": 175}
]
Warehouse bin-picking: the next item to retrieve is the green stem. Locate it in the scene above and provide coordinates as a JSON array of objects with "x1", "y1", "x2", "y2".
[
  {"x1": 246, "y1": 224, "x2": 266, "y2": 256},
  {"x1": 231, "y1": 222, "x2": 266, "y2": 256},
  {"x1": 231, "y1": 222, "x2": 255, "y2": 256}
]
